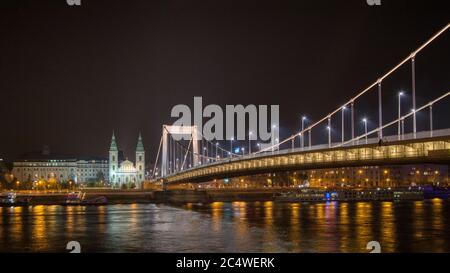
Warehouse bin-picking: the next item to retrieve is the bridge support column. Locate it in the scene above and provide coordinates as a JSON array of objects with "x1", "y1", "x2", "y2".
[
  {"x1": 378, "y1": 81, "x2": 383, "y2": 139},
  {"x1": 412, "y1": 56, "x2": 417, "y2": 139},
  {"x1": 161, "y1": 125, "x2": 200, "y2": 177},
  {"x1": 351, "y1": 101, "x2": 354, "y2": 145},
  {"x1": 430, "y1": 104, "x2": 433, "y2": 137}
]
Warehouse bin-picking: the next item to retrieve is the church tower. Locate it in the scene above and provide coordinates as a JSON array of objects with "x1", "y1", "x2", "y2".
[
  {"x1": 109, "y1": 131, "x2": 119, "y2": 183},
  {"x1": 135, "y1": 132, "x2": 145, "y2": 183}
]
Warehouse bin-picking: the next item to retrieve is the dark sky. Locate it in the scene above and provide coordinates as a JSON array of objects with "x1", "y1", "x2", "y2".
[{"x1": 0, "y1": 0, "x2": 449, "y2": 162}]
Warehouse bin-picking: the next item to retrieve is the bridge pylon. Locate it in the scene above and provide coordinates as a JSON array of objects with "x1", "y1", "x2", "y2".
[{"x1": 161, "y1": 125, "x2": 201, "y2": 177}]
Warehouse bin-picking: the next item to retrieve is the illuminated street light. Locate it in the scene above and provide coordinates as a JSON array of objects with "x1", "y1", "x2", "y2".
[
  {"x1": 248, "y1": 131, "x2": 253, "y2": 154},
  {"x1": 362, "y1": 118, "x2": 368, "y2": 144},
  {"x1": 215, "y1": 142, "x2": 219, "y2": 160},
  {"x1": 341, "y1": 106, "x2": 346, "y2": 143},
  {"x1": 301, "y1": 116, "x2": 307, "y2": 149},
  {"x1": 271, "y1": 124, "x2": 277, "y2": 152},
  {"x1": 230, "y1": 137, "x2": 234, "y2": 157},
  {"x1": 398, "y1": 91, "x2": 404, "y2": 140},
  {"x1": 327, "y1": 116, "x2": 331, "y2": 148}
]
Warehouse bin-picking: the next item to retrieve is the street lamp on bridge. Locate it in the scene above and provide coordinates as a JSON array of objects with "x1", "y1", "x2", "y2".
[
  {"x1": 230, "y1": 137, "x2": 234, "y2": 158},
  {"x1": 301, "y1": 116, "x2": 307, "y2": 149},
  {"x1": 249, "y1": 131, "x2": 253, "y2": 154},
  {"x1": 362, "y1": 118, "x2": 368, "y2": 144},
  {"x1": 398, "y1": 91, "x2": 404, "y2": 140},
  {"x1": 327, "y1": 116, "x2": 331, "y2": 148},
  {"x1": 341, "y1": 106, "x2": 347, "y2": 143}
]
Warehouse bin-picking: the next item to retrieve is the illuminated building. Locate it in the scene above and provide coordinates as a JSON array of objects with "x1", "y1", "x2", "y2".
[
  {"x1": 12, "y1": 147, "x2": 108, "y2": 183},
  {"x1": 108, "y1": 132, "x2": 145, "y2": 187}
]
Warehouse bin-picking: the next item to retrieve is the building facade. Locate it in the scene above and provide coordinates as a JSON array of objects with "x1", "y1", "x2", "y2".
[
  {"x1": 12, "y1": 133, "x2": 146, "y2": 187},
  {"x1": 12, "y1": 153, "x2": 108, "y2": 184},
  {"x1": 303, "y1": 164, "x2": 449, "y2": 188},
  {"x1": 108, "y1": 132, "x2": 145, "y2": 187}
]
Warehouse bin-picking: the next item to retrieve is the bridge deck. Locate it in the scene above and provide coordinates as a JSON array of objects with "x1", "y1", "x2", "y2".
[{"x1": 160, "y1": 132, "x2": 450, "y2": 184}]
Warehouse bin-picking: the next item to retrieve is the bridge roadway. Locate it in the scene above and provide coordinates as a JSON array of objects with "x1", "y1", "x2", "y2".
[{"x1": 160, "y1": 129, "x2": 450, "y2": 184}]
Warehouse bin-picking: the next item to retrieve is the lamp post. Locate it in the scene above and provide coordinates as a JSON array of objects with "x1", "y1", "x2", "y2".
[
  {"x1": 272, "y1": 125, "x2": 277, "y2": 152},
  {"x1": 215, "y1": 143, "x2": 219, "y2": 161},
  {"x1": 412, "y1": 56, "x2": 417, "y2": 139},
  {"x1": 327, "y1": 116, "x2": 331, "y2": 148},
  {"x1": 308, "y1": 129, "x2": 312, "y2": 150},
  {"x1": 341, "y1": 106, "x2": 346, "y2": 143},
  {"x1": 430, "y1": 104, "x2": 433, "y2": 137},
  {"x1": 248, "y1": 131, "x2": 252, "y2": 154},
  {"x1": 351, "y1": 101, "x2": 355, "y2": 145},
  {"x1": 230, "y1": 137, "x2": 234, "y2": 158},
  {"x1": 378, "y1": 81, "x2": 383, "y2": 139},
  {"x1": 398, "y1": 92, "x2": 403, "y2": 140},
  {"x1": 401, "y1": 117, "x2": 405, "y2": 140},
  {"x1": 301, "y1": 116, "x2": 306, "y2": 149},
  {"x1": 362, "y1": 118, "x2": 368, "y2": 144}
]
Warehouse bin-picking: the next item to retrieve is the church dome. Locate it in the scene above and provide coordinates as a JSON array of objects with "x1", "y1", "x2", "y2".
[{"x1": 120, "y1": 160, "x2": 136, "y2": 172}]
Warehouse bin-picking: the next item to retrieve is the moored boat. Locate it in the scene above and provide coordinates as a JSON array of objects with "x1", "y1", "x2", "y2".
[
  {"x1": 62, "y1": 192, "x2": 108, "y2": 206},
  {"x1": 0, "y1": 192, "x2": 31, "y2": 207}
]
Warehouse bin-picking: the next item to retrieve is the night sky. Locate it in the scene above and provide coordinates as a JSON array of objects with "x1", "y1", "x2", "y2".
[{"x1": 0, "y1": 0, "x2": 449, "y2": 162}]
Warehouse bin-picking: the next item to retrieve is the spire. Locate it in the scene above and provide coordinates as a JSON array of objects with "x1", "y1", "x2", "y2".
[
  {"x1": 136, "y1": 132, "x2": 144, "y2": 152},
  {"x1": 109, "y1": 131, "x2": 118, "y2": 151}
]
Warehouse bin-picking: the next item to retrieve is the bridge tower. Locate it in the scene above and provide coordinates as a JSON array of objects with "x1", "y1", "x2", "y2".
[{"x1": 161, "y1": 125, "x2": 200, "y2": 177}]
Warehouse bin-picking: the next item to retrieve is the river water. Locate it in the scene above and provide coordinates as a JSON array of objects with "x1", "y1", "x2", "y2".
[{"x1": 0, "y1": 200, "x2": 449, "y2": 252}]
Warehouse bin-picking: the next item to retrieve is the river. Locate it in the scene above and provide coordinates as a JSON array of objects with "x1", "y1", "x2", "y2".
[{"x1": 1, "y1": 200, "x2": 449, "y2": 252}]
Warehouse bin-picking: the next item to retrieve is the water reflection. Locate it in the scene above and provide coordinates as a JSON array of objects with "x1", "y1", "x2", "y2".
[
  {"x1": 379, "y1": 202, "x2": 395, "y2": 252},
  {"x1": 338, "y1": 203, "x2": 350, "y2": 252},
  {"x1": 0, "y1": 201, "x2": 449, "y2": 252},
  {"x1": 355, "y1": 202, "x2": 373, "y2": 252},
  {"x1": 431, "y1": 199, "x2": 444, "y2": 252},
  {"x1": 288, "y1": 203, "x2": 301, "y2": 252},
  {"x1": 413, "y1": 201, "x2": 425, "y2": 240}
]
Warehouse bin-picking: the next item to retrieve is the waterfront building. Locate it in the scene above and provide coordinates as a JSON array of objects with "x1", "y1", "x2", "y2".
[
  {"x1": 306, "y1": 164, "x2": 448, "y2": 188},
  {"x1": 188, "y1": 164, "x2": 449, "y2": 190},
  {"x1": 12, "y1": 133, "x2": 146, "y2": 187},
  {"x1": 108, "y1": 132, "x2": 145, "y2": 187},
  {"x1": 76, "y1": 156, "x2": 109, "y2": 183},
  {"x1": 12, "y1": 148, "x2": 108, "y2": 184}
]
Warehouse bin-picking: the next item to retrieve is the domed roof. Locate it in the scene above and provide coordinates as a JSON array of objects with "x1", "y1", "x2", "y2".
[
  {"x1": 119, "y1": 160, "x2": 136, "y2": 172},
  {"x1": 122, "y1": 160, "x2": 133, "y2": 167}
]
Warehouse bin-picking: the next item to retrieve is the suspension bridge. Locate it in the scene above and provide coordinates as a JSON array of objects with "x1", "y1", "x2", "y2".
[{"x1": 150, "y1": 23, "x2": 450, "y2": 185}]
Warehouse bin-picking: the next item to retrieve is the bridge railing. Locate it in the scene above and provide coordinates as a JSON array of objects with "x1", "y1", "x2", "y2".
[{"x1": 161, "y1": 128, "x2": 450, "y2": 179}]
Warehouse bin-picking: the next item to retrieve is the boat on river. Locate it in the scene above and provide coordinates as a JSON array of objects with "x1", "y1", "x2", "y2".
[
  {"x1": 274, "y1": 188, "x2": 424, "y2": 202},
  {"x1": 62, "y1": 191, "x2": 108, "y2": 206},
  {"x1": 0, "y1": 192, "x2": 31, "y2": 206}
]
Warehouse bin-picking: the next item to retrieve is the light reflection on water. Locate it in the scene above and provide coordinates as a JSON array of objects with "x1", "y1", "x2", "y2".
[{"x1": 0, "y1": 201, "x2": 450, "y2": 253}]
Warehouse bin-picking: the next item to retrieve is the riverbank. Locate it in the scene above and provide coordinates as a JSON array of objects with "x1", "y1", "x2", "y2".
[
  {"x1": 2, "y1": 188, "x2": 448, "y2": 205},
  {"x1": 1, "y1": 189, "x2": 280, "y2": 205},
  {"x1": 1, "y1": 190, "x2": 155, "y2": 205}
]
